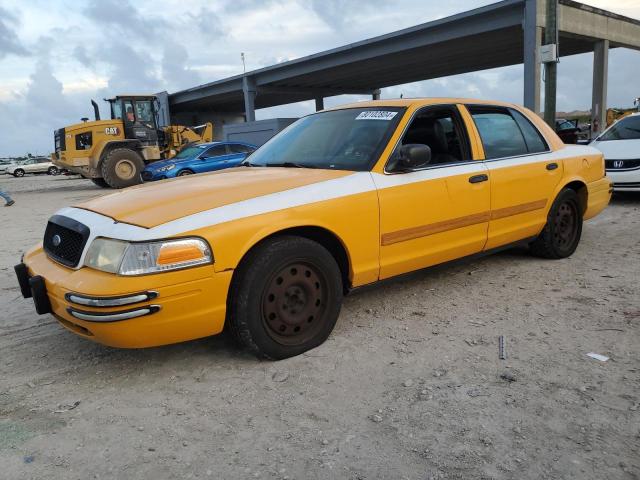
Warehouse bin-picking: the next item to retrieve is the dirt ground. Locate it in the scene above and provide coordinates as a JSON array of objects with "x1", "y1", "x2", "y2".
[{"x1": 0, "y1": 174, "x2": 638, "y2": 480}]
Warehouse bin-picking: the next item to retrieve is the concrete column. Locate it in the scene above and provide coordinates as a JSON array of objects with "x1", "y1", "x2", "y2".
[
  {"x1": 242, "y1": 76, "x2": 256, "y2": 122},
  {"x1": 372, "y1": 89, "x2": 381, "y2": 100},
  {"x1": 591, "y1": 39, "x2": 609, "y2": 137},
  {"x1": 315, "y1": 97, "x2": 324, "y2": 111},
  {"x1": 523, "y1": 0, "x2": 541, "y2": 114}
]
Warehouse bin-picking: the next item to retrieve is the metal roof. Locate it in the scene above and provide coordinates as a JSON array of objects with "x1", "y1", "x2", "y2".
[{"x1": 169, "y1": 0, "x2": 640, "y2": 114}]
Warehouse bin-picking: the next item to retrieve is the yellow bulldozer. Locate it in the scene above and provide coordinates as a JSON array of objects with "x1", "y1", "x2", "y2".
[
  {"x1": 605, "y1": 97, "x2": 640, "y2": 129},
  {"x1": 52, "y1": 95, "x2": 213, "y2": 188}
]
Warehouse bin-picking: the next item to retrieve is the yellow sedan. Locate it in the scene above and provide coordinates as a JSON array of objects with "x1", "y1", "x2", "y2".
[{"x1": 15, "y1": 99, "x2": 612, "y2": 359}]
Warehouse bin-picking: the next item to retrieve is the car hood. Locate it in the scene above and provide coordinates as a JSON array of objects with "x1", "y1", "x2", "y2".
[
  {"x1": 590, "y1": 138, "x2": 640, "y2": 159},
  {"x1": 76, "y1": 167, "x2": 352, "y2": 228}
]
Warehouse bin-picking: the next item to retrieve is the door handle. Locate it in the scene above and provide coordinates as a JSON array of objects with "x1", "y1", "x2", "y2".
[
  {"x1": 468, "y1": 174, "x2": 488, "y2": 184},
  {"x1": 546, "y1": 162, "x2": 558, "y2": 171}
]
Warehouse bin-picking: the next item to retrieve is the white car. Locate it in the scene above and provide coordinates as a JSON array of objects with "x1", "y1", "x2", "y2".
[
  {"x1": 590, "y1": 113, "x2": 640, "y2": 192},
  {"x1": 4, "y1": 158, "x2": 59, "y2": 177}
]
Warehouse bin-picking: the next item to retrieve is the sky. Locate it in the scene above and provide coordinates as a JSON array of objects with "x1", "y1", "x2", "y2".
[{"x1": 0, "y1": 0, "x2": 639, "y2": 156}]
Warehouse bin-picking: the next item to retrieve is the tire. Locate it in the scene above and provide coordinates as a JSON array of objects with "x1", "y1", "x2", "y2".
[
  {"x1": 47, "y1": 166, "x2": 58, "y2": 175},
  {"x1": 100, "y1": 148, "x2": 144, "y2": 188},
  {"x1": 177, "y1": 170, "x2": 194, "y2": 176},
  {"x1": 227, "y1": 236, "x2": 344, "y2": 360},
  {"x1": 530, "y1": 188, "x2": 583, "y2": 259},
  {"x1": 13, "y1": 169, "x2": 24, "y2": 178},
  {"x1": 91, "y1": 177, "x2": 111, "y2": 188}
]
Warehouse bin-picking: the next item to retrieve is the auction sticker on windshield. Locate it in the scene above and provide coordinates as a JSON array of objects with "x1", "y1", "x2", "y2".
[{"x1": 355, "y1": 111, "x2": 398, "y2": 120}]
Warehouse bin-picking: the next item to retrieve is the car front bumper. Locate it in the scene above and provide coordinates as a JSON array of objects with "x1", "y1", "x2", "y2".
[
  {"x1": 17, "y1": 247, "x2": 232, "y2": 348},
  {"x1": 141, "y1": 171, "x2": 168, "y2": 181},
  {"x1": 606, "y1": 168, "x2": 640, "y2": 191}
]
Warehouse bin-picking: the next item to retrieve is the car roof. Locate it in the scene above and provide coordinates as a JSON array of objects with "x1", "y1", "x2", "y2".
[
  {"x1": 197, "y1": 141, "x2": 255, "y2": 148},
  {"x1": 325, "y1": 97, "x2": 524, "y2": 111}
]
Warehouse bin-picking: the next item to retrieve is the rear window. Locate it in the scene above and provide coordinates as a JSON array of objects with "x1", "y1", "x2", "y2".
[{"x1": 598, "y1": 115, "x2": 640, "y2": 141}]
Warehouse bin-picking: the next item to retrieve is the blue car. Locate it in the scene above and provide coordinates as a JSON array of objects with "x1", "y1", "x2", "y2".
[{"x1": 141, "y1": 141, "x2": 257, "y2": 181}]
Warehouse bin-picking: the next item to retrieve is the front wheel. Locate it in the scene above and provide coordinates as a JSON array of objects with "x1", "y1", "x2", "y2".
[
  {"x1": 13, "y1": 169, "x2": 25, "y2": 178},
  {"x1": 530, "y1": 188, "x2": 583, "y2": 259},
  {"x1": 227, "y1": 236, "x2": 343, "y2": 360},
  {"x1": 177, "y1": 170, "x2": 194, "y2": 177},
  {"x1": 100, "y1": 148, "x2": 144, "y2": 188}
]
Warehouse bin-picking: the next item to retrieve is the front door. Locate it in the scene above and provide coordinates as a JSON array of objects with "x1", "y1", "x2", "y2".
[
  {"x1": 122, "y1": 99, "x2": 159, "y2": 146},
  {"x1": 465, "y1": 105, "x2": 564, "y2": 250},
  {"x1": 196, "y1": 144, "x2": 229, "y2": 172},
  {"x1": 375, "y1": 105, "x2": 490, "y2": 279}
]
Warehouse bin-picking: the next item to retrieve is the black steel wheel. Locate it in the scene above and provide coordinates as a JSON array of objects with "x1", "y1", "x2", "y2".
[
  {"x1": 530, "y1": 188, "x2": 583, "y2": 259},
  {"x1": 227, "y1": 236, "x2": 343, "y2": 359},
  {"x1": 261, "y1": 261, "x2": 329, "y2": 345}
]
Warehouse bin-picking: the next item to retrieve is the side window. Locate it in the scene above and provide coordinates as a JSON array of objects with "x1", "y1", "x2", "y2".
[
  {"x1": 123, "y1": 101, "x2": 135, "y2": 123},
  {"x1": 468, "y1": 107, "x2": 528, "y2": 159},
  {"x1": 399, "y1": 107, "x2": 470, "y2": 165},
  {"x1": 229, "y1": 144, "x2": 253, "y2": 154},
  {"x1": 202, "y1": 145, "x2": 227, "y2": 158},
  {"x1": 510, "y1": 109, "x2": 548, "y2": 153},
  {"x1": 135, "y1": 101, "x2": 153, "y2": 123}
]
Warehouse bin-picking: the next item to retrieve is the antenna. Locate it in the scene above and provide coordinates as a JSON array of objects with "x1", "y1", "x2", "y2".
[{"x1": 241, "y1": 52, "x2": 246, "y2": 74}]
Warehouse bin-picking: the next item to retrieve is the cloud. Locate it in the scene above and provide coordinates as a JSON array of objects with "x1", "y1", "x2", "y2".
[
  {"x1": 161, "y1": 43, "x2": 201, "y2": 91},
  {"x1": 304, "y1": 0, "x2": 386, "y2": 30},
  {"x1": 0, "y1": 0, "x2": 639, "y2": 156},
  {"x1": 0, "y1": 6, "x2": 29, "y2": 59},
  {"x1": 84, "y1": 0, "x2": 166, "y2": 36}
]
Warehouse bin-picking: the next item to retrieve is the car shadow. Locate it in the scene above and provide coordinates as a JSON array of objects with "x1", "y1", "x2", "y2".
[{"x1": 611, "y1": 191, "x2": 640, "y2": 204}]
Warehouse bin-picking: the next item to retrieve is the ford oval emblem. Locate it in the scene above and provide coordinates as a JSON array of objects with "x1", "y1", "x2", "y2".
[{"x1": 52, "y1": 234, "x2": 62, "y2": 247}]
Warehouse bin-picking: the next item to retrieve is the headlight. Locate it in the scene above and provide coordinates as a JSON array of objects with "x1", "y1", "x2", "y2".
[
  {"x1": 84, "y1": 237, "x2": 212, "y2": 275},
  {"x1": 157, "y1": 164, "x2": 175, "y2": 172}
]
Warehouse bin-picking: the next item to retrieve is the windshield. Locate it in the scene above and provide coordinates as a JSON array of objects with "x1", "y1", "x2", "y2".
[
  {"x1": 557, "y1": 120, "x2": 576, "y2": 131},
  {"x1": 174, "y1": 146, "x2": 206, "y2": 159},
  {"x1": 247, "y1": 107, "x2": 405, "y2": 171},
  {"x1": 598, "y1": 115, "x2": 640, "y2": 141}
]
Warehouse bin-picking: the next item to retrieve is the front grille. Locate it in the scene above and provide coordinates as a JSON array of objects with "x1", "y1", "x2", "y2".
[
  {"x1": 43, "y1": 215, "x2": 90, "y2": 267},
  {"x1": 605, "y1": 158, "x2": 640, "y2": 171}
]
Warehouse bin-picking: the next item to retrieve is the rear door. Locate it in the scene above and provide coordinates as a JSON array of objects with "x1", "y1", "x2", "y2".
[
  {"x1": 465, "y1": 105, "x2": 563, "y2": 250},
  {"x1": 227, "y1": 143, "x2": 255, "y2": 166},
  {"x1": 375, "y1": 104, "x2": 490, "y2": 279}
]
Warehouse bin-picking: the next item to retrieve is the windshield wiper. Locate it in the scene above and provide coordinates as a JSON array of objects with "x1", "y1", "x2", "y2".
[{"x1": 265, "y1": 162, "x2": 316, "y2": 169}]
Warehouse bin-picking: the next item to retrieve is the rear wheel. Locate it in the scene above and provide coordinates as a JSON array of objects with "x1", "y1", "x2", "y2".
[
  {"x1": 91, "y1": 177, "x2": 111, "y2": 188},
  {"x1": 227, "y1": 236, "x2": 343, "y2": 360},
  {"x1": 101, "y1": 148, "x2": 144, "y2": 188},
  {"x1": 13, "y1": 169, "x2": 24, "y2": 178},
  {"x1": 530, "y1": 188, "x2": 583, "y2": 259},
  {"x1": 47, "y1": 166, "x2": 59, "y2": 175}
]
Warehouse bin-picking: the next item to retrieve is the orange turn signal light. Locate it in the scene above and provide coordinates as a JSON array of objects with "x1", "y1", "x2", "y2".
[{"x1": 157, "y1": 243, "x2": 205, "y2": 265}]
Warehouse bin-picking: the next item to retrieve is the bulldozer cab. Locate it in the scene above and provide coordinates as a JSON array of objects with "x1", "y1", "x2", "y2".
[{"x1": 108, "y1": 96, "x2": 160, "y2": 146}]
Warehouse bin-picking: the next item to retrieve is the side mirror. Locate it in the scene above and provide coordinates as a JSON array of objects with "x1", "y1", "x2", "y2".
[{"x1": 389, "y1": 144, "x2": 431, "y2": 172}]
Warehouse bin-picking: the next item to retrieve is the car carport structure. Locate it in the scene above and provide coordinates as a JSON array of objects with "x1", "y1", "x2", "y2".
[{"x1": 169, "y1": 0, "x2": 640, "y2": 135}]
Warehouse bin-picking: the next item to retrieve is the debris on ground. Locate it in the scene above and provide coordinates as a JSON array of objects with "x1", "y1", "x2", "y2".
[
  {"x1": 53, "y1": 400, "x2": 80, "y2": 413},
  {"x1": 500, "y1": 371, "x2": 517, "y2": 383},
  {"x1": 586, "y1": 352, "x2": 609, "y2": 362}
]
